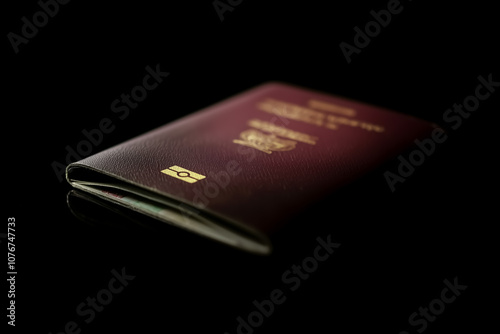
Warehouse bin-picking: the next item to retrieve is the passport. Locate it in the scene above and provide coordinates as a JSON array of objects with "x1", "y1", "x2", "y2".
[{"x1": 66, "y1": 82, "x2": 436, "y2": 254}]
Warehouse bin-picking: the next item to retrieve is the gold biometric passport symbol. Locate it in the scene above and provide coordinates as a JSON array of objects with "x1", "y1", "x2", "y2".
[
  {"x1": 161, "y1": 165, "x2": 206, "y2": 183},
  {"x1": 233, "y1": 129, "x2": 297, "y2": 154}
]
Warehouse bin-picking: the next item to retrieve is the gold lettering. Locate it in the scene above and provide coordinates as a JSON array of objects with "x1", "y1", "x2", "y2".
[
  {"x1": 308, "y1": 99, "x2": 357, "y2": 117},
  {"x1": 324, "y1": 122, "x2": 339, "y2": 130},
  {"x1": 248, "y1": 119, "x2": 318, "y2": 144},
  {"x1": 257, "y1": 98, "x2": 385, "y2": 133},
  {"x1": 326, "y1": 115, "x2": 384, "y2": 132},
  {"x1": 257, "y1": 99, "x2": 325, "y2": 126}
]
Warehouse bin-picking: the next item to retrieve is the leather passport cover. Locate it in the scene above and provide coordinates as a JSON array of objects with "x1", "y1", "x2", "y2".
[{"x1": 66, "y1": 82, "x2": 436, "y2": 254}]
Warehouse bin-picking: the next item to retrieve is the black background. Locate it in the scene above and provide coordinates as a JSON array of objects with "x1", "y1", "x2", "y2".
[{"x1": 4, "y1": 0, "x2": 498, "y2": 333}]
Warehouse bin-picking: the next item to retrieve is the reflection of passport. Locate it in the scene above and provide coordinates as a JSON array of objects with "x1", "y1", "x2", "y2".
[{"x1": 66, "y1": 82, "x2": 436, "y2": 254}]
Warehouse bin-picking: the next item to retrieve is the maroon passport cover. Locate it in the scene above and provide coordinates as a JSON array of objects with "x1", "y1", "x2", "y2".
[{"x1": 66, "y1": 82, "x2": 435, "y2": 254}]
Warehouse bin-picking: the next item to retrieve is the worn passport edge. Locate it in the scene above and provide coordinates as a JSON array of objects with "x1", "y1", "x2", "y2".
[{"x1": 66, "y1": 164, "x2": 272, "y2": 255}]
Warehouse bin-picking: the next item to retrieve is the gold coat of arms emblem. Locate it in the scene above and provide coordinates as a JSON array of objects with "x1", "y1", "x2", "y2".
[{"x1": 233, "y1": 129, "x2": 297, "y2": 154}]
